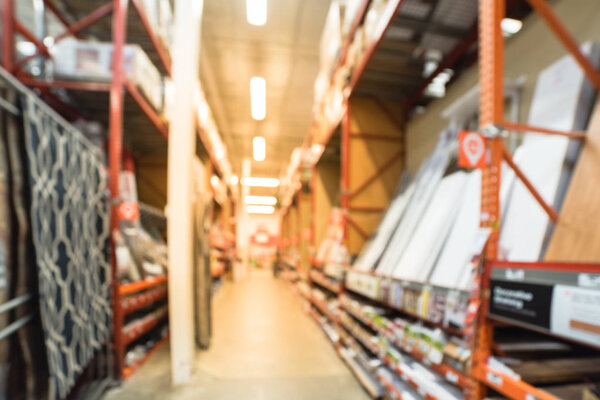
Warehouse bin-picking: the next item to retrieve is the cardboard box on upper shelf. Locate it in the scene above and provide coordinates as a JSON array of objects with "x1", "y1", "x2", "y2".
[{"x1": 51, "y1": 38, "x2": 164, "y2": 112}]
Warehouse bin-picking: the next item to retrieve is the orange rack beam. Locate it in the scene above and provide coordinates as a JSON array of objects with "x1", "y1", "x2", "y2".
[
  {"x1": 121, "y1": 287, "x2": 168, "y2": 315},
  {"x1": 309, "y1": 270, "x2": 342, "y2": 294},
  {"x1": 473, "y1": 364, "x2": 560, "y2": 400},
  {"x1": 122, "y1": 313, "x2": 168, "y2": 347},
  {"x1": 311, "y1": 296, "x2": 340, "y2": 325},
  {"x1": 119, "y1": 276, "x2": 168, "y2": 296}
]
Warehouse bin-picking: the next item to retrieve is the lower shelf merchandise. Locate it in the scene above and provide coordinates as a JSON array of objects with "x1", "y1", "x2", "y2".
[{"x1": 280, "y1": 263, "x2": 600, "y2": 399}]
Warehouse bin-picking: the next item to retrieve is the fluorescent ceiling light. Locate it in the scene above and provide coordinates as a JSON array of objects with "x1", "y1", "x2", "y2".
[
  {"x1": 229, "y1": 175, "x2": 239, "y2": 185},
  {"x1": 253, "y1": 136, "x2": 266, "y2": 161},
  {"x1": 501, "y1": 18, "x2": 523, "y2": 37},
  {"x1": 247, "y1": 205, "x2": 275, "y2": 214},
  {"x1": 250, "y1": 77, "x2": 266, "y2": 120},
  {"x1": 245, "y1": 195, "x2": 277, "y2": 206},
  {"x1": 210, "y1": 176, "x2": 219, "y2": 186},
  {"x1": 241, "y1": 177, "x2": 280, "y2": 187},
  {"x1": 246, "y1": 0, "x2": 267, "y2": 26}
]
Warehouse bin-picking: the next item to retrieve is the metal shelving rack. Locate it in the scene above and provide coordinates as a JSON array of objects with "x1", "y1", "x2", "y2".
[
  {"x1": 1, "y1": 0, "x2": 175, "y2": 381},
  {"x1": 276, "y1": 3, "x2": 481, "y2": 396},
  {"x1": 471, "y1": 0, "x2": 600, "y2": 398},
  {"x1": 279, "y1": 1, "x2": 600, "y2": 399},
  {"x1": 280, "y1": 0, "x2": 482, "y2": 257}
]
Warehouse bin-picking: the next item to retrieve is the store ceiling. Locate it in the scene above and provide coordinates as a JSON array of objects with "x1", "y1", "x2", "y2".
[{"x1": 200, "y1": 0, "x2": 331, "y2": 180}]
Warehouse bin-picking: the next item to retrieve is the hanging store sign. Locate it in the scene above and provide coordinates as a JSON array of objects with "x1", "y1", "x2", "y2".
[
  {"x1": 458, "y1": 131, "x2": 487, "y2": 169},
  {"x1": 118, "y1": 202, "x2": 139, "y2": 221}
]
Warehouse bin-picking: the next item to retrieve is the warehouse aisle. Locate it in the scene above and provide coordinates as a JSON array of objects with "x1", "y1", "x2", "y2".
[{"x1": 105, "y1": 269, "x2": 369, "y2": 400}]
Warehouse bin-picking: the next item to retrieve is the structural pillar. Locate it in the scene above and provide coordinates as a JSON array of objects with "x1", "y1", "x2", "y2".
[{"x1": 167, "y1": 0, "x2": 204, "y2": 385}]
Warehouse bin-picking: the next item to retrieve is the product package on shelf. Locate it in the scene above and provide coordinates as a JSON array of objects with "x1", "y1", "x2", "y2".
[
  {"x1": 124, "y1": 325, "x2": 168, "y2": 368},
  {"x1": 378, "y1": 367, "x2": 421, "y2": 400},
  {"x1": 341, "y1": 292, "x2": 470, "y2": 399},
  {"x1": 314, "y1": 208, "x2": 348, "y2": 280},
  {"x1": 319, "y1": 1, "x2": 345, "y2": 84},
  {"x1": 118, "y1": 170, "x2": 168, "y2": 281},
  {"x1": 158, "y1": 0, "x2": 174, "y2": 50},
  {"x1": 363, "y1": 0, "x2": 395, "y2": 45},
  {"x1": 345, "y1": 25, "x2": 366, "y2": 74},
  {"x1": 345, "y1": 269, "x2": 472, "y2": 332},
  {"x1": 51, "y1": 38, "x2": 164, "y2": 111},
  {"x1": 341, "y1": 0, "x2": 365, "y2": 36},
  {"x1": 140, "y1": 0, "x2": 174, "y2": 51}
]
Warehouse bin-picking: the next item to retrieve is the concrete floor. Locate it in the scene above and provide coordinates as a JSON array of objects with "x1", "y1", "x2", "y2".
[{"x1": 104, "y1": 269, "x2": 370, "y2": 400}]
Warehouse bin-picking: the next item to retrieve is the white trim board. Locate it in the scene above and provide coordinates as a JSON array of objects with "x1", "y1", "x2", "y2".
[
  {"x1": 390, "y1": 171, "x2": 468, "y2": 281},
  {"x1": 352, "y1": 179, "x2": 415, "y2": 271},
  {"x1": 375, "y1": 132, "x2": 455, "y2": 275}
]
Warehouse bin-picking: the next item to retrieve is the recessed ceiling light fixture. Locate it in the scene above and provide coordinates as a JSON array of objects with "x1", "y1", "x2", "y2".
[
  {"x1": 210, "y1": 175, "x2": 219, "y2": 186},
  {"x1": 245, "y1": 195, "x2": 277, "y2": 206},
  {"x1": 247, "y1": 0, "x2": 267, "y2": 26},
  {"x1": 501, "y1": 18, "x2": 523, "y2": 37},
  {"x1": 247, "y1": 205, "x2": 275, "y2": 214},
  {"x1": 229, "y1": 175, "x2": 239, "y2": 185},
  {"x1": 241, "y1": 177, "x2": 280, "y2": 187},
  {"x1": 250, "y1": 77, "x2": 266, "y2": 120},
  {"x1": 253, "y1": 136, "x2": 266, "y2": 161}
]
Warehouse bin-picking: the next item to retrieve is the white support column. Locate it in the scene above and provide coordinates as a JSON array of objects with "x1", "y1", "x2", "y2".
[{"x1": 167, "y1": 0, "x2": 204, "y2": 386}]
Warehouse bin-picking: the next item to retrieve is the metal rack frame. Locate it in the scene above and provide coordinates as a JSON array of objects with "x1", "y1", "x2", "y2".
[
  {"x1": 282, "y1": 0, "x2": 482, "y2": 256},
  {"x1": 1, "y1": 0, "x2": 173, "y2": 381},
  {"x1": 279, "y1": 1, "x2": 600, "y2": 399},
  {"x1": 473, "y1": 0, "x2": 600, "y2": 398}
]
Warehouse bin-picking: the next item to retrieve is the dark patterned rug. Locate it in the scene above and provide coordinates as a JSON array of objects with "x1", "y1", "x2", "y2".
[{"x1": 21, "y1": 92, "x2": 112, "y2": 400}]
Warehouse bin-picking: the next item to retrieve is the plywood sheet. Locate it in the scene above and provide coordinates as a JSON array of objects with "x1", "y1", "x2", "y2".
[
  {"x1": 545, "y1": 100, "x2": 600, "y2": 262},
  {"x1": 500, "y1": 42, "x2": 600, "y2": 261},
  {"x1": 347, "y1": 96, "x2": 404, "y2": 254}
]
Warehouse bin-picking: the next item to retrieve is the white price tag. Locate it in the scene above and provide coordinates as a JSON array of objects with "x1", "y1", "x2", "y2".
[
  {"x1": 429, "y1": 348, "x2": 444, "y2": 365},
  {"x1": 505, "y1": 268, "x2": 525, "y2": 280},
  {"x1": 486, "y1": 371, "x2": 503, "y2": 387},
  {"x1": 446, "y1": 371, "x2": 458, "y2": 384}
]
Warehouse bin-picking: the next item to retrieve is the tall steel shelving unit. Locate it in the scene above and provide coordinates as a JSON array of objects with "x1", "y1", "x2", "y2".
[
  {"x1": 2, "y1": 0, "x2": 173, "y2": 381},
  {"x1": 280, "y1": 0, "x2": 479, "y2": 257},
  {"x1": 278, "y1": 0, "x2": 600, "y2": 399},
  {"x1": 471, "y1": 0, "x2": 600, "y2": 398}
]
